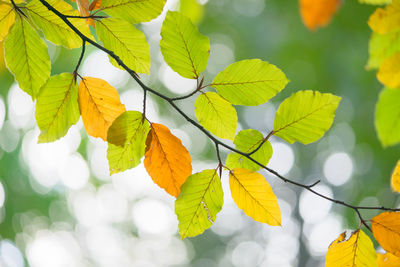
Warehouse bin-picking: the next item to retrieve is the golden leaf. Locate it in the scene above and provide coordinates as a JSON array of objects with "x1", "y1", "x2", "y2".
[
  {"x1": 299, "y1": 0, "x2": 341, "y2": 31},
  {"x1": 372, "y1": 212, "x2": 400, "y2": 257}
]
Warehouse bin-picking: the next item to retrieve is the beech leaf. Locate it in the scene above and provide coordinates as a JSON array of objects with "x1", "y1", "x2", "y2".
[{"x1": 372, "y1": 212, "x2": 400, "y2": 257}]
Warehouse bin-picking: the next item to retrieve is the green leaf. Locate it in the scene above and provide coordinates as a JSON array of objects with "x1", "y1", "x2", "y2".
[
  {"x1": 26, "y1": 0, "x2": 93, "y2": 49},
  {"x1": 160, "y1": 11, "x2": 210, "y2": 79},
  {"x1": 107, "y1": 111, "x2": 150, "y2": 174},
  {"x1": 211, "y1": 59, "x2": 289, "y2": 106},
  {"x1": 225, "y1": 129, "x2": 272, "y2": 171},
  {"x1": 359, "y1": 0, "x2": 391, "y2": 5},
  {"x1": 35, "y1": 73, "x2": 80, "y2": 143},
  {"x1": 101, "y1": 0, "x2": 166, "y2": 24},
  {"x1": 4, "y1": 16, "x2": 51, "y2": 99},
  {"x1": 367, "y1": 31, "x2": 400, "y2": 70},
  {"x1": 273, "y1": 90, "x2": 341, "y2": 144},
  {"x1": 194, "y1": 92, "x2": 237, "y2": 140},
  {"x1": 175, "y1": 169, "x2": 223, "y2": 238},
  {"x1": 96, "y1": 18, "x2": 150, "y2": 74},
  {"x1": 375, "y1": 88, "x2": 400, "y2": 147}
]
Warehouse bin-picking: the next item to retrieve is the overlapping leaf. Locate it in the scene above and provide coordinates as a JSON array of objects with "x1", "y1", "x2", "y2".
[
  {"x1": 229, "y1": 168, "x2": 281, "y2": 225},
  {"x1": 107, "y1": 111, "x2": 150, "y2": 174},
  {"x1": 391, "y1": 160, "x2": 400, "y2": 192},
  {"x1": 78, "y1": 77, "x2": 126, "y2": 141},
  {"x1": 367, "y1": 32, "x2": 400, "y2": 70},
  {"x1": 212, "y1": 59, "x2": 289, "y2": 106},
  {"x1": 71, "y1": 0, "x2": 95, "y2": 26},
  {"x1": 101, "y1": 0, "x2": 166, "y2": 24},
  {"x1": 144, "y1": 123, "x2": 192, "y2": 197},
  {"x1": 225, "y1": 129, "x2": 273, "y2": 171},
  {"x1": 375, "y1": 88, "x2": 400, "y2": 147},
  {"x1": 372, "y1": 212, "x2": 400, "y2": 257},
  {"x1": 377, "y1": 52, "x2": 400, "y2": 88},
  {"x1": 160, "y1": 11, "x2": 210, "y2": 79},
  {"x1": 377, "y1": 253, "x2": 400, "y2": 266},
  {"x1": 4, "y1": 16, "x2": 51, "y2": 98},
  {"x1": 175, "y1": 169, "x2": 223, "y2": 238},
  {"x1": 26, "y1": 0, "x2": 93, "y2": 49},
  {"x1": 368, "y1": 0, "x2": 400, "y2": 34},
  {"x1": 299, "y1": 0, "x2": 341, "y2": 31},
  {"x1": 0, "y1": 2, "x2": 15, "y2": 42},
  {"x1": 96, "y1": 18, "x2": 150, "y2": 74},
  {"x1": 35, "y1": 73, "x2": 80, "y2": 143},
  {"x1": 273, "y1": 90, "x2": 341, "y2": 144},
  {"x1": 325, "y1": 230, "x2": 377, "y2": 267},
  {"x1": 194, "y1": 92, "x2": 237, "y2": 140}
]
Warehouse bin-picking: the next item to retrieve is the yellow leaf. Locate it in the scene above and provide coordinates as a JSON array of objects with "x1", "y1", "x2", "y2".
[
  {"x1": 326, "y1": 230, "x2": 377, "y2": 267},
  {"x1": 78, "y1": 77, "x2": 126, "y2": 141},
  {"x1": 144, "y1": 123, "x2": 192, "y2": 197},
  {"x1": 368, "y1": 0, "x2": 400, "y2": 34},
  {"x1": 229, "y1": 168, "x2": 281, "y2": 225},
  {"x1": 299, "y1": 0, "x2": 341, "y2": 31},
  {"x1": 0, "y1": 2, "x2": 15, "y2": 42},
  {"x1": 377, "y1": 253, "x2": 400, "y2": 267},
  {"x1": 372, "y1": 212, "x2": 400, "y2": 257},
  {"x1": 391, "y1": 160, "x2": 400, "y2": 192},
  {"x1": 377, "y1": 52, "x2": 400, "y2": 88}
]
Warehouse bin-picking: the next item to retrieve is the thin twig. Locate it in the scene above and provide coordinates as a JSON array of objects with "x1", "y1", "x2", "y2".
[
  {"x1": 142, "y1": 89, "x2": 147, "y2": 120},
  {"x1": 171, "y1": 76, "x2": 205, "y2": 101},
  {"x1": 247, "y1": 130, "x2": 274, "y2": 156},
  {"x1": 215, "y1": 143, "x2": 223, "y2": 179},
  {"x1": 64, "y1": 15, "x2": 107, "y2": 19},
  {"x1": 73, "y1": 40, "x2": 86, "y2": 82}
]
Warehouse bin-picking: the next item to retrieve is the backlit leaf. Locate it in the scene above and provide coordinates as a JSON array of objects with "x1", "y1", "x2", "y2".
[
  {"x1": 0, "y1": 2, "x2": 15, "y2": 42},
  {"x1": 73, "y1": 0, "x2": 94, "y2": 26},
  {"x1": 89, "y1": 0, "x2": 101, "y2": 10},
  {"x1": 391, "y1": 160, "x2": 400, "y2": 192},
  {"x1": 372, "y1": 212, "x2": 400, "y2": 257},
  {"x1": 377, "y1": 253, "x2": 400, "y2": 267},
  {"x1": 299, "y1": 0, "x2": 341, "y2": 31},
  {"x1": 225, "y1": 129, "x2": 273, "y2": 171},
  {"x1": 96, "y1": 18, "x2": 150, "y2": 74},
  {"x1": 367, "y1": 31, "x2": 400, "y2": 70},
  {"x1": 4, "y1": 15, "x2": 51, "y2": 98},
  {"x1": 326, "y1": 230, "x2": 377, "y2": 267},
  {"x1": 27, "y1": 0, "x2": 93, "y2": 48},
  {"x1": 368, "y1": 0, "x2": 400, "y2": 34},
  {"x1": 212, "y1": 59, "x2": 289, "y2": 106},
  {"x1": 377, "y1": 52, "x2": 400, "y2": 88},
  {"x1": 194, "y1": 92, "x2": 237, "y2": 140},
  {"x1": 375, "y1": 88, "x2": 400, "y2": 147},
  {"x1": 160, "y1": 11, "x2": 210, "y2": 79},
  {"x1": 101, "y1": 0, "x2": 166, "y2": 24},
  {"x1": 107, "y1": 111, "x2": 150, "y2": 174},
  {"x1": 273, "y1": 90, "x2": 341, "y2": 144},
  {"x1": 359, "y1": 0, "x2": 392, "y2": 5},
  {"x1": 175, "y1": 169, "x2": 223, "y2": 238},
  {"x1": 78, "y1": 77, "x2": 126, "y2": 141},
  {"x1": 35, "y1": 73, "x2": 80, "y2": 143},
  {"x1": 144, "y1": 123, "x2": 192, "y2": 197},
  {"x1": 229, "y1": 168, "x2": 281, "y2": 225}
]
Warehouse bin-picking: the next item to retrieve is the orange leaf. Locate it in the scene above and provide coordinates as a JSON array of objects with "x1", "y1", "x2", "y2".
[
  {"x1": 391, "y1": 160, "x2": 400, "y2": 193},
  {"x1": 144, "y1": 123, "x2": 192, "y2": 197},
  {"x1": 78, "y1": 77, "x2": 126, "y2": 141},
  {"x1": 377, "y1": 252, "x2": 400, "y2": 267},
  {"x1": 299, "y1": 0, "x2": 341, "y2": 31},
  {"x1": 372, "y1": 212, "x2": 400, "y2": 257},
  {"x1": 73, "y1": 0, "x2": 95, "y2": 26},
  {"x1": 89, "y1": 0, "x2": 101, "y2": 11}
]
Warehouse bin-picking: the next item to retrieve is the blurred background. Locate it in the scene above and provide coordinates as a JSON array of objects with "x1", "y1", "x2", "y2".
[{"x1": 0, "y1": 0, "x2": 399, "y2": 266}]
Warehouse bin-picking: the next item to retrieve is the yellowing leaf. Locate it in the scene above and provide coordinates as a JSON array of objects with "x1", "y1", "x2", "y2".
[
  {"x1": 78, "y1": 77, "x2": 126, "y2": 141},
  {"x1": 273, "y1": 90, "x2": 341, "y2": 144},
  {"x1": 326, "y1": 230, "x2": 377, "y2": 267},
  {"x1": 144, "y1": 123, "x2": 192, "y2": 197},
  {"x1": 160, "y1": 11, "x2": 210, "y2": 79},
  {"x1": 212, "y1": 59, "x2": 289, "y2": 106},
  {"x1": 368, "y1": 0, "x2": 400, "y2": 34},
  {"x1": 372, "y1": 212, "x2": 400, "y2": 257},
  {"x1": 229, "y1": 168, "x2": 281, "y2": 225},
  {"x1": 299, "y1": 0, "x2": 341, "y2": 31},
  {"x1": 175, "y1": 169, "x2": 223, "y2": 238},
  {"x1": 72, "y1": 0, "x2": 95, "y2": 26},
  {"x1": 359, "y1": 0, "x2": 392, "y2": 4},
  {"x1": 96, "y1": 18, "x2": 150, "y2": 74},
  {"x1": 89, "y1": 0, "x2": 101, "y2": 10},
  {"x1": 194, "y1": 92, "x2": 237, "y2": 140},
  {"x1": 26, "y1": 0, "x2": 94, "y2": 49},
  {"x1": 367, "y1": 31, "x2": 400, "y2": 70},
  {"x1": 377, "y1": 52, "x2": 400, "y2": 88},
  {"x1": 4, "y1": 15, "x2": 51, "y2": 98},
  {"x1": 375, "y1": 88, "x2": 400, "y2": 147},
  {"x1": 377, "y1": 253, "x2": 400, "y2": 267},
  {"x1": 0, "y1": 2, "x2": 15, "y2": 42},
  {"x1": 35, "y1": 73, "x2": 80, "y2": 143},
  {"x1": 391, "y1": 160, "x2": 400, "y2": 192},
  {"x1": 107, "y1": 111, "x2": 150, "y2": 174},
  {"x1": 101, "y1": 0, "x2": 166, "y2": 24},
  {"x1": 225, "y1": 129, "x2": 273, "y2": 172}
]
